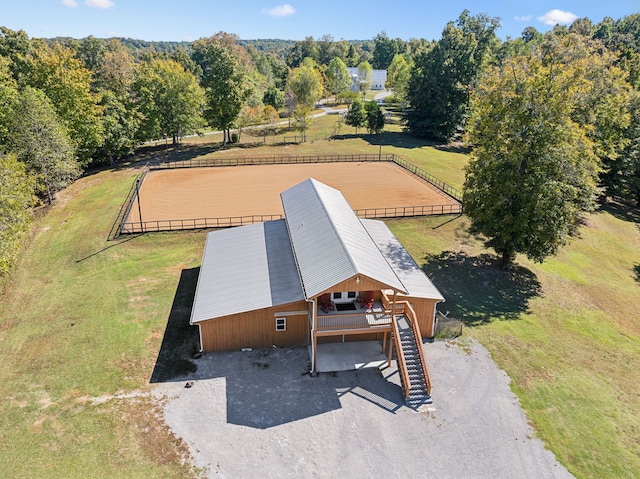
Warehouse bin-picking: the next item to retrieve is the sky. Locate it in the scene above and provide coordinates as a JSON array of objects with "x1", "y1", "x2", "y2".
[{"x1": 1, "y1": 0, "x2": 639, "y2": 42}]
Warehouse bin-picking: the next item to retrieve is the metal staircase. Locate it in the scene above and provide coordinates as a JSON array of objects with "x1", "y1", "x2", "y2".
[{"x1": 393, "y1": 314, "x2": 432, "y2": 409}]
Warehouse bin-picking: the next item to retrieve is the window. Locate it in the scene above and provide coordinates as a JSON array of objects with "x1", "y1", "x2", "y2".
[
  {"x1": 347, "y1": 291, "x2": 356, "y2": 299},
  {"x1": 275, "y1": 317, "x2": 286, "y2": 331},
  {"x1": 333, "y1": 292, "x2": 342, "y2": 300}
]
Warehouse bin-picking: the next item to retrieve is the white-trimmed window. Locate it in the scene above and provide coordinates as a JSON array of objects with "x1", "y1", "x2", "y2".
[{"x1": 275, "y1": 317, "x2": 286, "y2": 331}]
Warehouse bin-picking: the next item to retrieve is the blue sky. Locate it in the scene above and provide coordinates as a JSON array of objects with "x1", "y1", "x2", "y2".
[{"x1": 2, "y1": 1, "x2": 639, "y2": 42}]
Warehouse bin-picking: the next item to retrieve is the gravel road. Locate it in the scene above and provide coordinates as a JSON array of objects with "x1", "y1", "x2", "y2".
[{"x1": 155, "y1": 338, "x2": 574, "y2": 479}]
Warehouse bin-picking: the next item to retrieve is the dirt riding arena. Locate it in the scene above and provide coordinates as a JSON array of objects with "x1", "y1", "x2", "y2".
[{"x1": 124, "y1": 162, "x2": 460, "y2": 232}]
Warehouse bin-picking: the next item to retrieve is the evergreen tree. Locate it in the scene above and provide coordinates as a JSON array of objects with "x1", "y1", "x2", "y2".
[{"x1": 406, "y1": 11, "x2": 500, "y2": 141}]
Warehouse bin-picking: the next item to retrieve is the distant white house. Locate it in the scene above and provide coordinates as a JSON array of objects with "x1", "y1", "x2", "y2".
[{"x1": 347, "y1": 67, "x2": 387, "y2": 91}]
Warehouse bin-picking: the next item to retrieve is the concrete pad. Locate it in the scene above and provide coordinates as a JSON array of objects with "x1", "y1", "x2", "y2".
[{"x1": 312, "y1": 341, "x2": 388, "y2": 372}]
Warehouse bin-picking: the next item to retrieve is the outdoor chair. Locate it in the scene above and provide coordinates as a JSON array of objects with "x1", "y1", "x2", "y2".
[{"x1": 319, "y1": 293, "x2": 335, "y2": 313}]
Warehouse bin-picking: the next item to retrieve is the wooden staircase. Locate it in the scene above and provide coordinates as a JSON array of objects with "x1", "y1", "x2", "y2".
[{"x1": 391, "y1": 313, "x2": 433, "y2": 409}]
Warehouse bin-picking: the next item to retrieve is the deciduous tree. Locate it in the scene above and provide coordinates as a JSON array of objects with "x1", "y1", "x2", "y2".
[
  {"x1": 134, "y1": 59, "x2": 205, "y2": 145},
  {"x1": 365, "y1": 100, "x2": 385, "y2": 134},
  {"x1": 9, "y1": 87, "x2": 80, "y2": 204},
  {"x1": 192, "y1": 34, "x2": 252, "y2": 145},
  {"x1": 464, "y1": 53, "x2": 600, "y2": 267},
  {"x1": 406, "y1": 11, "x2": 500, "y2": 141},
  {"x1": 344, "y1": 98, "x2": 366, "y2": 134},
  {"x1": 325, "y1": 57, "x2": 352, "y2": 102},
  {"x1": 0, "y1": 153, "x2": 35, "y2": 275}
]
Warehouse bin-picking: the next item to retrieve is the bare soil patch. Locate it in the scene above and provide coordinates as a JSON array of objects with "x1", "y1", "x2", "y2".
[{"x1": 128, "y1": 162, "x2": 458, "y2": 224}]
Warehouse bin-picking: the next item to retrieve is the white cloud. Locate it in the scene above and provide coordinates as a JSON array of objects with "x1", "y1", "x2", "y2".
[
  {"x1": 263, "y1": 4, "x2": 295, "y2": 18},
  {"x1": 538, "y1": 9, "x2": 578, "y2": 26},
  {"x1": 61, "y1": 0, "x2": 79, "y2": 7},
  {"x1": 515, "y1": 15, "x2": 532, "y2": 22},
  {"x1": 85, "y1": 0, "x2": 115, "y2": 8}
]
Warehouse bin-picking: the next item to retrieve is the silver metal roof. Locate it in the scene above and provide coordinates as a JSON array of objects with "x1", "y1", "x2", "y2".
[
  {"x1": 362, "y1": 218, "x2": 445, "y2": 301},
  {"x1": 281, "y1": 178, "x2": 406, "y2": 299},
  {"x1": 190, "y1": 220, "x2": 305, "y2": 324}
]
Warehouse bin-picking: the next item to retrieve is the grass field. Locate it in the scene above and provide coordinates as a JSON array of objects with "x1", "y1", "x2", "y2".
[{"x1": 1, "y1": 117, "x2": 639, "y2": 478}]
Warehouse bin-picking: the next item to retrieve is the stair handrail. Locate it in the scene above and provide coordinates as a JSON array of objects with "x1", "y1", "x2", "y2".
[
  {"x1": 404, "y1": 303, "x2": 432, "y2": 396},
  {"x1": 391, "y1": 315, "x2": 411, "y2": 398}
]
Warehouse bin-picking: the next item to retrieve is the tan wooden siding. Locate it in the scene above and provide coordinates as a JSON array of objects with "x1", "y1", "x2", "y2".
[
  {"x1": 199, "y1": 301, "x2": 309, "y2": 351},
  {"x1": 314, "y1": 275, "x2": 392, "y2": 300},
  {"x1": 406, "y1": 298, "x2": 440, "y2": 338}
]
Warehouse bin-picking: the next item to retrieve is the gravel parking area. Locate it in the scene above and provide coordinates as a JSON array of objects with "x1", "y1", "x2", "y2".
[{"x1": 154, "y1": 338, "x2": 574, "y2": 479}]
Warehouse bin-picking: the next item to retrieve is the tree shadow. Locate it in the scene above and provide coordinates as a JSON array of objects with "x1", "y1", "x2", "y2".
[
  {"x1": 422, "y1": 251, "x2": 542, "y2": 326},
  {"x1": 599, "y1": 199, "x2": 640, "y2": 226},
  {"x1": 634, "y1": 263, "x2": 640, "y2": 283},
  {"x1": 332, "y1": 131, "x2": 425, "y2": 149},
  {"x1": 150, "y1": 267, "x2": 201, "y2": 383}
]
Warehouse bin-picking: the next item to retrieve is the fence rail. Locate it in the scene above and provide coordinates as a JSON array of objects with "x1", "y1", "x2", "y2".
[
  {"x1": 434, "y1": 311, "x2": 463, "y2": 339},
  {"x1": 150, "y1": 153, "x2": 395, "y2": 170},
  {"x1": 119, "y1": 203, "x2": 461, "y2": 234},
  {"x1": 108, "y1": 163, "x2": 149, "y2": 240},
  {"x1": 390, "y1": 155, "x2": 463, "y2": 202},
  {"x1": 113, "y1": 154, "x2": 464, "y2": 237}
]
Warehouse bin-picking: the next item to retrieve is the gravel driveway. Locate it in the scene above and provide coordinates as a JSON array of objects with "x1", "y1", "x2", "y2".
[{"x1": 154, "y1": 338, "x2": 574, "y2": 479}]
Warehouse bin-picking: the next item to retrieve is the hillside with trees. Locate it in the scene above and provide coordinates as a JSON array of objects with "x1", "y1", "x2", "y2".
[{"x1": 0, "y1": 12, "x2": 639, "y2": 275}]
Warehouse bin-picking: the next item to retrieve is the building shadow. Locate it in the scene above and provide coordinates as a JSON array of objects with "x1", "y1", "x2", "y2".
[
  {"x1": 150, "y1": 267, "x2": 201, "y2": 383},
  {"x1": 422, "y1": 251, "x2": 542, "y2": 325},
  {"x1": 151, "y1": 269, "x2": 407, "y2": 428}
]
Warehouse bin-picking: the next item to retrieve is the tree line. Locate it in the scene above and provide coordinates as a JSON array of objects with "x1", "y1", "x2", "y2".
[{"x1": 1, "y1": 11, "x2": 639, "y2": 275}]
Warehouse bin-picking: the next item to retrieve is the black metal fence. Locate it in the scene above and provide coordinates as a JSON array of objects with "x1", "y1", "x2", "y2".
[
  {"x1": 150, "y1": 153, "x2": 395, "y2": 170},
  {"x1": 109, "y1": 163, "x2": 149, "y2": 240},
  {"x1": 113, "y1": 154, "x2": 464, "y2": 237}
]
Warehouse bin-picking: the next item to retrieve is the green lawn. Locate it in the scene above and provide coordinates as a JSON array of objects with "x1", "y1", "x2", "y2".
[{"x1": 1, "y1": 122, "x2": 639, "y2": 478}]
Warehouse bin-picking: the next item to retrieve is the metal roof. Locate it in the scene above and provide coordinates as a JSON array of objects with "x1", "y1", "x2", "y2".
[
  {"x1": 362, "y1": 218, "x2": 445, "y2": 301},
  {"x1": 281, "y1": 178, "x2": 406, "y2": 299},
  {"x1": 190, "y1": 219, "x2": 305, "y2": 324}
]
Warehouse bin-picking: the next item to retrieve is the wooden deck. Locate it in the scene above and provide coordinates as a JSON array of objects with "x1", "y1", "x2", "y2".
[{"x1": 316, "y1": 302, "x2": 392, "y2": 336}]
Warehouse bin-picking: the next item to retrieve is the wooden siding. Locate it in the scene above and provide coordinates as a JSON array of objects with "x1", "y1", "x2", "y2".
[
  {"x1": 314, "y1": 275, "x2": 392, "y2": 302},
  {"x1": 198, "y1": 300, "x2": 309, "y2": 352},
  {"x1": 406, "y1": 297, "x2": 439, "y2": 338}
]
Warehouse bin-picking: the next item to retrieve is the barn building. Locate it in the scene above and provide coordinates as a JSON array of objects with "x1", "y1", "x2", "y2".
[{"x1": 189, "y1": 178, "x2": 444, "y2": 395}]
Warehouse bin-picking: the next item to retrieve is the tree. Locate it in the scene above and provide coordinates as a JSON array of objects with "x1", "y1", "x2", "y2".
[
  {"x1": 263, "y1": 85, "x2": 285, "y2": 110},
  {"x1": 286, "y1": 59, "x2": 323, "y2": 109},
  {"x1": 192, "y1": 34, "x2": 252, "y2": 146},
  {"x1": 344, "y1": 98, "x2": 367, "y2": 134},
  {"x1": 386, "y1": 54, "x2": 412, "y2": 101},
  {"x1": 0, "y1": 153, "x2": 35, "y2": 275},
  {"x1": 463, "y1": 54, "x2": 601, "y2": 267},
  {"x1": 286, "y1": 37, "x2": 319, "y2": 68},
  {"x1": 406, "y1": 11, "x2": 500, "y2": 141},
  {"x1": 9, "y1": 87, "x2": 80, "y2": 204},
  {"x1": 365, "y1": 100, "x2": 385, "y2": 134},
  {"x1": 0, "y1": 57, "x2": 18, "y2": 147},
  {"x1": 372, "y1": 31, "x2": 398, "y2": 69},
  {"x1": 325, "y1": 57, "x2": 352, "y2": 102},
  {"x1": 134, "y1": 59, "x2": 205, "y2": 145},
  {"x1": 356, "y1": 61, "x2": 373, "y2": 99},
  {"x1": 25, "y1": 41, "x2": 104, "y2": 166}
]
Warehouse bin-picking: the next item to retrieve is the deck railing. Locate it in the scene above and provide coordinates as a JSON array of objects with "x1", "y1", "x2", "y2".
[
  {"x1": 391, "y1": 316, "x2": 411, "y2": 399},
  {"x1": 316, "y1": 311, "x2": 392, "y2": 332}
]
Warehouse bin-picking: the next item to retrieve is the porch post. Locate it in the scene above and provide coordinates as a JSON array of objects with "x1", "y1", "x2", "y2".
[{"x1": 311, "y1": 299, "x2": 317, "y2": 373}]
